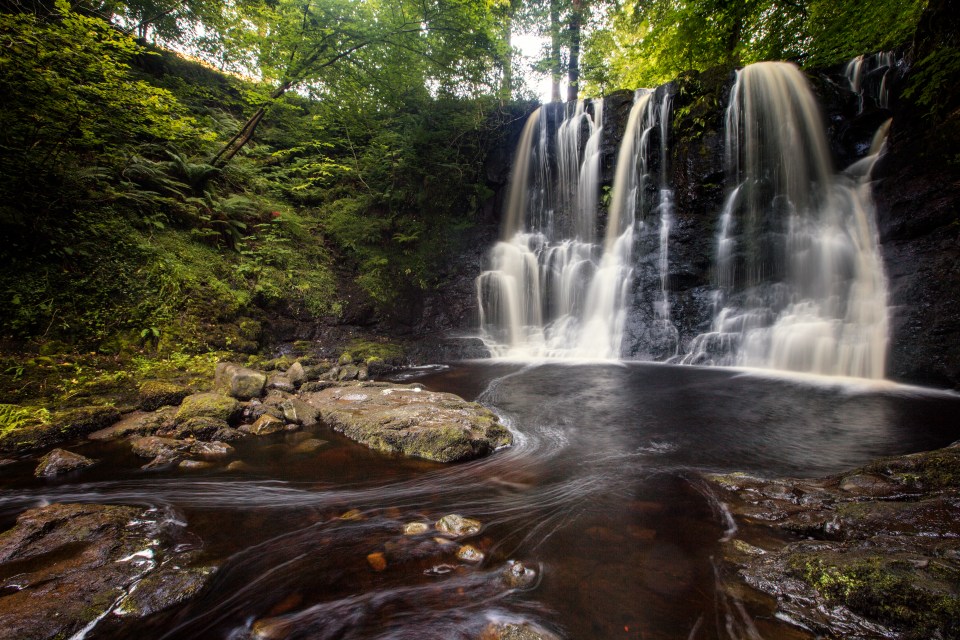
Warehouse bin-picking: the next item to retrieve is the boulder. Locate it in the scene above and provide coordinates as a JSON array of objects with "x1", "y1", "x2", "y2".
[
  {"x1": 130, "y1": 436, "x2": 189, "y2": 460},
  {"x1": 214, "y1": 362, "x2": 267, "y2": 400},
  {"x1": 166, "y1": 416, "x2": 230, "y2": 440},
  {"x1": 286, "y1": 361, "x2": 306, "y2": 386},
  {"x1": 138, "y1": 380, "x2": 190, "y2": 411},
  {"x1": 176, "y1": 393, "x2": 241, "y2": 424},
  {"x1": 0, "y1": 503, "x2": 214, "y2": 639},
  {"x1": 300, "y1": 383, "x2": 512, "y2": 463},
  {"x1": 33, "y1": 448, "x2": 96, "y2": 478},
  {"x1": 267, "y1": 374, "x2": 295, "y2": 393},
  {"x1": 244, "y1": 414, "x2": 285, "y2": 436},
  {"x1": 278, "y1": 398, "x2": 319, "y2": 427},
  {"x1": 88, "y1": 407, "x2": 176, "y2": 441},
  {"x1": 188, "y1": 440, "x2": 235, "y2": 462}
]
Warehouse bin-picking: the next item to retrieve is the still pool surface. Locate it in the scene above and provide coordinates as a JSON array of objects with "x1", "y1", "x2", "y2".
[{"x1": 2, "y1": 362, "x2": 958, "y2": 639}]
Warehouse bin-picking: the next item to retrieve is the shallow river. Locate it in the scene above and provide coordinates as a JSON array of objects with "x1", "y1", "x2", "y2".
[{"x1": 2, "y1": 362, "x2": 959, "y2": 639}]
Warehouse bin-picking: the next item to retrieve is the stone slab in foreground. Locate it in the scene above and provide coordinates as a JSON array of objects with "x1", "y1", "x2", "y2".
[
  {"x1": 703, "y1": 442, "x2": 960, "y2": 639},
  {"x1": 301, "y1": 382, "x2": 511, "y2": 462}
]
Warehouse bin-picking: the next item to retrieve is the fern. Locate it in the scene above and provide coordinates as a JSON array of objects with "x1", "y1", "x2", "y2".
[{"x1": 0, "y1": 404, "x2": 49, "y2": 438}]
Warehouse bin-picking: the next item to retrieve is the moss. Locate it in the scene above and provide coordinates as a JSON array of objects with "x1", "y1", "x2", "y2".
[
  {"x1": 175, "y1": 392, "x2": 240, "y2": 424},
  {"x1": 138, "y1": 380, "x2": 191, "y2": 411},
  {"x1": 864, "y1": 448, "x2": 960, "y2": 490},
  {"x1": 789, "y1": 552, "x2": 960, "y2": 639},
  {"x1": 344, "y1": 339, "x2": 404, "y2": 364}
]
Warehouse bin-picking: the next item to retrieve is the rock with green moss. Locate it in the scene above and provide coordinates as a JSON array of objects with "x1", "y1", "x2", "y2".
[
  {"x1": 88, "y1": 407, "x2": 176, "y2": 441},
  {"x1": 166, "y1": 416, "x2": 230, "y2": 440},
  {"x1": 301, "y1": 383, "x2": 512, "y2": 463},
  {"x1": 138, "y1": 380, "x2": 191, "y2": 411},
  {"x1": 0, "y1": 503, "x2": 214, "y2": 639},
  {"x1": 705, "y1": 441, "x2": 960, "y2": 639},
  {"x1": 0, "y1": 405, "x2": 121, "y2": 453},
  {"x1": 214, "y1": 362, "x2": 267, "y2": 400},
  {"x1": 176, "y1": 392, "x2": 241, "y2": 424}
]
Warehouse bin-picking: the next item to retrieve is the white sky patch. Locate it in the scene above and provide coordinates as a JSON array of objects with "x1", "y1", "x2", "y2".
[{"x1": 513, "y1": 32, "x2": 563, "y2": 104}]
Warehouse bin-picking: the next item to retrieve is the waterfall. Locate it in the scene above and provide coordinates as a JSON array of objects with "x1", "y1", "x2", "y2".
[
  {"x1": 477, "y1": 100, "x2": 612, "y2": 358},
  {"x1": 681, "y1": 61, "x2": 890, "y2": 379},
  {"x1": 845, "y1": 52, "x2": 896, "y2": 112}
]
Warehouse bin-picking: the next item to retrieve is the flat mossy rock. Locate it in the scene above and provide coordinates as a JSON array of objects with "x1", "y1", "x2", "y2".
[
  {"x1": 301, "y1": 383, "x2": 511, "y2": 463},
  {"x1": 0, "y1": 405, "x2": 121, "y2": 453},
  {"x1": 176, "y1": 392, "x2": 241, "y2": 424},
  {"x1": 0, "y1": 503, "x2": 214, "y2": 640}
]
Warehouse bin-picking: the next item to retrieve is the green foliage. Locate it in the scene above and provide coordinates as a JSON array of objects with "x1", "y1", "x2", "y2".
[
  {"x1": 0, "y1": 404, "x2": 50, "y2": 438},
  {"x1": 582, "y1": 0, "x2": 928, "y2": 93},
  {"x1": 902, "y1": 47, "x2": 960, "y2": 120}
]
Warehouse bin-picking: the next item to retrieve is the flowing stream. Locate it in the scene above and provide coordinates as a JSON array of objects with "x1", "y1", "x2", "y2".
[{"x1": 2, "y1": 364, "x2": 959, "y2": 639}]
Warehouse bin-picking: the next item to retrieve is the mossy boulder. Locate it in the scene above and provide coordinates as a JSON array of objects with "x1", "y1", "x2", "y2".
[
  {"x1": 176, "y1": 392, "x2": 241, "y2": 424},
  {"x1": 301, "y1": 383, "x2": 512, "y2": 463},
  {"x1": 213, "y1": 363, "x2": 267, "y2": 400},
  {"x1": 138, "y1": 380, "x2": 191, "y2": 411}
]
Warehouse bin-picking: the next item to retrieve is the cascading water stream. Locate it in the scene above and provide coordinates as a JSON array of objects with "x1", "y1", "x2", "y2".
[
  {"x1": 845, "y1": 51, "x2": 896, "y2": 112},
  {"x1": 681, "y1": 61, "x2": 890, "y2": 378},
  {"x1": 477, "y1": 100, "x2": 621, "y2": 358}
]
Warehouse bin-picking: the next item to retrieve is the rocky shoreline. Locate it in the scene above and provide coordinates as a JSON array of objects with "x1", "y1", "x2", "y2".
[{"x1": 704, "y1": 441, "x2": 960, "y2": 639}]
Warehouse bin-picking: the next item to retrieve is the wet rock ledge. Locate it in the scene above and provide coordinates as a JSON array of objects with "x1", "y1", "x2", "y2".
[
  {"x1": 705, "y1": 442, "x2": 960, "y2": 639},
  {"x1": 0, "y1": 503, "x2": 213, "y2": 640}
]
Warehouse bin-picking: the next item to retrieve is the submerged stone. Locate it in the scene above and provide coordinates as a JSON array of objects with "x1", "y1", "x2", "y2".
[
  {"x1": 402, "y1": 522, "x2": 431, "y2": 535},
  {"x1": 480, "y1": 621, "x2": 561, "y2": 640},
  {"x1": 435, "y1": 514, "x2": 482, "y2": 537},
  {"x1": 246, "y1": 414, "x2": 285, "y2": 436},
  {"x1": 300, "y1": 384, "x2": 511, "y2": 463},
  {"x1": 456, "y1": 544, "x2": 485, "y2": 564}
]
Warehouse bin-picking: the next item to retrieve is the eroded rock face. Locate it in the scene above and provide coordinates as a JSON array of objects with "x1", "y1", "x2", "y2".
[
  {"x1": 300, "y1": 383, "x2": 511, "y2": 462},
  {"x1": 704, "y1": 442, "x2": 960, "y2": 639},
  {"x1": 0, "y1": 503, "x2": 214, "y2": 640}
]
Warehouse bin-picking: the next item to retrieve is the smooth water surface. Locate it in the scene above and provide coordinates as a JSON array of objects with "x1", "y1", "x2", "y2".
[{"x1": 1, "y1": 363, "x2": 958, "y2": 639}]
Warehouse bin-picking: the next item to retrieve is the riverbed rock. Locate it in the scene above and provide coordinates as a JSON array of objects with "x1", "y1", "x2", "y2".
[
  {"x1": 188, "y1": 440, "x2": 236, "y2": 462},
  {"x1": 301, "y1": 383, "x2": 512, "y2": 463},
  {"x1": 278, "y1": 397, "x2": 319, "y2": 427},
  {"x1": 33, "y1": 448, "x2": 96, "y2": 478},
  {"x1": 0, "y1": 503, "x2": 214, "y2": 640},
  {"x1": 480, "y1": 621, "x2": 561, "y2": 640},
  {"x1": 244, "y1": 414, "x2": 285, "y2": 436},
  {"x1": 436, "y1": 514, "x2": 482, "y2": 537},
  {"x1": 130, "y1": 435, "x2": 190, "y2": 460},
  {"x1": 214, "y1": 362, "x2": 267, "y2": 400},
  {"x1": 88, "y1": 407, "x2": 177, "y2": 441},
  {"x1": 166, "y1": 416, "x2": 230, "y2": 440},
  {"x1": 705, "y1": 443, "x2": 960, "y2": 639},
  {"x1": 287, "y1": 361, "x2": 306, "y2": 386},
  {"x1": 0, "y1": 405, "x2": 122, "y2": 453},
  {"x1": 268, "y1": 374, "x2": 295, "y2": 393},
  {"x1": 138, "y1": 380, "x2": 191, "y2": 411},
  {"x1": 176, "y1": 392, "x2": 241, "y2": 424}
]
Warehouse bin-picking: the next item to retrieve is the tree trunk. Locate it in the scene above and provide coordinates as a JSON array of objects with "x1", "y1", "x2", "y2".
[
  {"x1": 500, "y1": 9, "x2": 513, "y2": 102},
  {"x1": 551, "y1": 0, "x2": 562, "y2": 102},
  {"x1": 567, "y1": 0, "x2": 582, "y2": 102},
  {"x1": 210, "y1": 82, "x2": 291, "y2": 167}
]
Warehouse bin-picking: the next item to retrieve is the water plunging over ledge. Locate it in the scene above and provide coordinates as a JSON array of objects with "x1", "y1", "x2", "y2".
[{"x1": 681, "y1": 62, "x2": 890, "y2": 378}]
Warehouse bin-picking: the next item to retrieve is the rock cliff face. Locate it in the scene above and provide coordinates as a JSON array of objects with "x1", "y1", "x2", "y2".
[{"x1": 408, "y1": 20, "x2": 960, "y2": 388}]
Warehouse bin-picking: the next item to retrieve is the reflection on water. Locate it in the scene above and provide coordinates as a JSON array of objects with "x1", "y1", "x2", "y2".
[{"x1": 1, "y1": 363, "x2": 958, "y2": 639}]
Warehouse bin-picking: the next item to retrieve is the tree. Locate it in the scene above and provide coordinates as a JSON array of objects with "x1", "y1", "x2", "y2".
[{"x1": 207, "y1": 0, "x2": 501, "y2": 166}]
